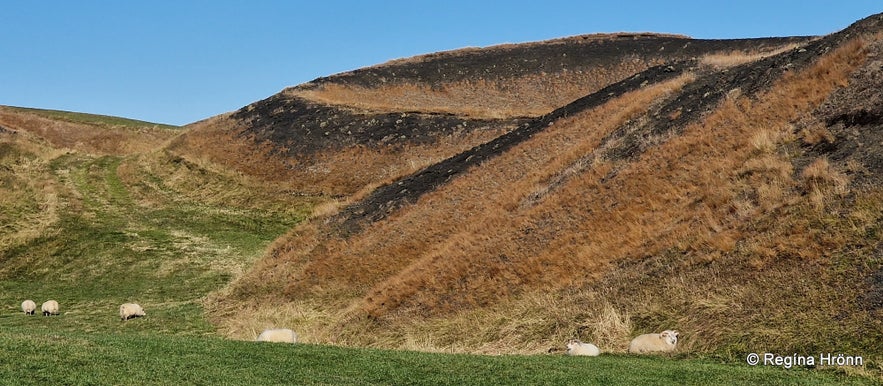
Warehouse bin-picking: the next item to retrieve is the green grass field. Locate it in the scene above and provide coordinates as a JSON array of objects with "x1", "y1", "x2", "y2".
[
  {"x1": 0, "y1": 140, "x2": 308, "y2": 337},
  {"x1": 0, "y1": 329, "x2": 874, "y2": 385}
]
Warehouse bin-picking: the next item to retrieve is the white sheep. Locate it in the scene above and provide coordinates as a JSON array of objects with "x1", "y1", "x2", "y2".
[
  {"x1": 565, "y1": 339, "x2": 601, "y2": 356},
  {"x1": 119, "y1": 303, "x2": 146, "y2": 321},
  {"x1": 628, "y1": 330, "x2": 679, "y2": 354},
  {"x1": 256, "y1": 328, "x2": 298, "y2": 344},
  {"x1": 21, "y1": 300, "x2": 36, "y2": 315},
  {"x1": 41, "y1": 300, "x2": 59, "y2": 316}
]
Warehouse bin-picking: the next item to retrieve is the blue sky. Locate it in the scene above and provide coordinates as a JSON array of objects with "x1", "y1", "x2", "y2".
[{"x1": 1, "y1": 1, "x2": 880, "y2": 125}]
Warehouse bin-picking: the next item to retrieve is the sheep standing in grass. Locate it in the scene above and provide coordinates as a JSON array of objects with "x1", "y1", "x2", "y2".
[
  {"x1": 565, "y1": 339, "x2": 601, "y2": 356},
  {"x1": 256, "y1": 328, "x2": 297, "y2": 343},
  {"x1": 41, "y1": 300, "x2": 59, "y2": 316},
  {"x1": 628, "y1": 330, "x2": 679, "y2": 354},
  {"x1": 21, "y1": 300, "x2": 36, "y2": 315},
  {"x1": 119, "y1": 303, "x2": 146, "y2": 321}
]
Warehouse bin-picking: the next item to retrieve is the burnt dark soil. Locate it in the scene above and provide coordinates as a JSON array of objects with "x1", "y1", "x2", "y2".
[
  {"x1": 799, "y1": 36, "x2": 883, "y2": 186},
  {"x1": 333, "y1": 63, "x2": 690, "y2": 234},
  {"x1": 230, "y1": 95, "x2": 523, "y2": 158},
  {"x1": 235, "y1": 34, "x2": 813, "y2": 161},
  {"x1": 223, "y1": 31, "x2": 815, "y2": 190},
  {"x1": 306, "y1": 35, "x2": 810, "y2": 89},
  {"x1": 602, "y1": 16, "x2": 870, "y2": 164},
  {"x1": 332, "y1": 14, "x2": 883, "y2": 235}
]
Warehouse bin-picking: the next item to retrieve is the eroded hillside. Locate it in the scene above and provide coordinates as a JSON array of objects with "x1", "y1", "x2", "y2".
[
  {"x1": 171, "y1": 33, "x2": 809, "y2": 198},
  {"x1": 209, "y1": 13, "x2": 883, "y2": 361}
]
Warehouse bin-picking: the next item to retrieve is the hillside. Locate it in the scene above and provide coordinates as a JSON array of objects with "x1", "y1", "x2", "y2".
[
  {"x1": 0, "y1": 106, "x2": 309, "y2": 337},
  {"x1": 2, "y1": 12, "x2": 883, "y2": 380},
  {"x1": 170, "y1": 33, "x2": 810, "y2": 197},
  {"x1": 205, "y1": 12, "x2": 883, "y2": 365}
]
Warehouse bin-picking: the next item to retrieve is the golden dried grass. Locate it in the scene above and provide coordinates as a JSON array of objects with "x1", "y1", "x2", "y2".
[
  {"x1": 802, "y1": 157, "x2": 850, "y2": 210},
  {"x1": 0, "y1": 108, "x2": 177, "y2": 156},
  {"x1": 171, "y1": 114, "x2": 508, "y2": 196},
  {"x1": 356, "y1": 36, "x2": 863, "y2": 317},
  {"x1": 291, "y1": 59, "x2": 658, "y2": 119},
  {"x1": 213, "y1": 35, "x2": 872, "y2": 353},
  {"x1": 268, "y1": 75, "x2": 695, "y2": 317},
  {"x1": 799, "y1": 122, "x2": 836, "y2": 145},
  {"x1": 699, "y1": 42, "x2": 807, "y2": 68}
]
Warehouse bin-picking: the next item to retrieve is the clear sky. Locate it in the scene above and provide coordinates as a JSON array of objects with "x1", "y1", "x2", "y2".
[{"x1": 1, "y1": 1, "x2": 880, "y2": 125}]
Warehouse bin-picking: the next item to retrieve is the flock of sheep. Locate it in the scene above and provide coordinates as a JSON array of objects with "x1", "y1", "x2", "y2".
[
  {"x1": 20, "y1": 299, "x2": 146, "y2": 321},
  {"x1": 565, "y1": 330, "x2": 680, "y2": 356},
  {"x1": 20, "y1": 299, "x2": 674, "y2": 353},
  {"x1": 19, "y1": 299, "x2": 296, "y2": 343}
]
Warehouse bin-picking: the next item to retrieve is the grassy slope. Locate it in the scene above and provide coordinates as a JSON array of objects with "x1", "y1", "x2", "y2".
[
  {"x1": 1, "y1": 105, "x2": 180, "y2": 130},
  {"x1": 0, "y1": 110, "x2": 309, "y2": 339}
]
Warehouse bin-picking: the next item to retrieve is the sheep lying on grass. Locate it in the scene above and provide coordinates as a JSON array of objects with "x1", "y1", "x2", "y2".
[
  {"x1": 41, "y1": 300, "x2": 59, "y2": 316},
  {"x1": 21, "y1": 300, "x2": 36, "y2": 315},
  {"x1": 565, "y1": 339, "x2": 601, "y2": 356},
  {"x1": 628, "y1": 330, "x2": 679, "y2": 354},
  {"x1": 256, "y1": 329, "x2": 298, "y2": 344},
  {"x1": 119, "y1": 303, "x2": 146, "y2": 321}
]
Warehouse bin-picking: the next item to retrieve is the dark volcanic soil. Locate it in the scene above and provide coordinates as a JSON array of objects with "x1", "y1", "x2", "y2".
[
  {"x1": 308, "y1": 35, "x2": 810, "y2": 89},
  {"x1": 801, "y1": 37, "x2": 883, "y2": 186},
  {"x1": 601, "y1": 20, "x2": 866, "y2": 164},
  {"x1": 333, "y1": 63, "x2": 691, "y2": 234},
  {"x1": 233, "y1": 34, "x2": 814, "y2": 160},
  {"x1": 225, "y1": 14, "x2": 883, "y2": 236},
  {"x1": 230, "y1": 95, "x2": 523, "y2": 158},
  {"x1": 332, "y1": 13, "x2": 883, "y2": 235}
]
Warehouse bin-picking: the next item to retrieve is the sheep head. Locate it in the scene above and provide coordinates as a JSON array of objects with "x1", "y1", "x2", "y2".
[{"x1": 660, "y1": 330, "x2": 679, "y2": 346}]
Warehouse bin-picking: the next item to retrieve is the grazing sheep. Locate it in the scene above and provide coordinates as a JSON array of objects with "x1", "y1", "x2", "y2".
[
  {"x1": 256, "y1": 328, "x2": 297, "y2": 344},
  {"x1": 565, "y1": 339, "x2": 601, "y2": 356},
  {"x1": 628, "y1": 330, "x2": 679, "y2": 354},
  {"x1": 41, "y1": 300, "x2": 59, "y2": 316},
  {"x1": 21, "y1": 300, "x2": 36, "y2": 315},
  {"x1": 119, "y1": 303, "x2": 146, "y2": 321}
]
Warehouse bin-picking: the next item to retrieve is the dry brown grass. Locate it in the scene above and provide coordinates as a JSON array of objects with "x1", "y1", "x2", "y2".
[
  {"x1": 211, "y1": 36, "x2": 876, "y2": 356},
  {"x1": 0, "y1": 108, "x2": 177, "y2": 156},
  {"x1": 170, "y1": 114, "x2": 508, "y2": 197},
  {"x1": 291, "y1": 59, "x2": 660, "y2": 119},
  {"x1": 0, "y1": 134, "x2": 63, "y2": 252},
  {"x1": 218, "y1": 75, "x2": 694, "y2": 318},
  {"x1": 699, "y1": 42, "x2": 808, "y2": 68},
  {"x1": 802, "y1": 157, "x2": 850, "y2": 210},
  {"x1": 799, "y1": 122, "x2": 836, "y2": 145}
]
